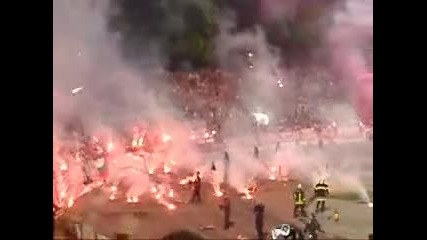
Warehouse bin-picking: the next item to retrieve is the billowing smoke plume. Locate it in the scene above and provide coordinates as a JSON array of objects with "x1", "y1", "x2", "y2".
[
  {"x1": 53, "y1": 0, "x2": 203, "y2": 200},
  {"x1": 53, "y1": 0, "x2": 181, "y2": 134},
  {"x1": 213, "y1": 0, "x2": 373, "y2": 199},
  {"x1": 327, "y1": 0, "x2": 373, "y2": 123},
  {"x1": 53, "y1": 0, "x2": 373, "y2": 206}
]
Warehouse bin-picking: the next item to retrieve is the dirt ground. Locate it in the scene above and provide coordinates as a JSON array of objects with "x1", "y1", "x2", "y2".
[
  {"x1": 55, "y1": 179, "x2": 371, "y2": 240},
  {"x1": 55, "y1": 138, "x2": 373, "y2": 240}
]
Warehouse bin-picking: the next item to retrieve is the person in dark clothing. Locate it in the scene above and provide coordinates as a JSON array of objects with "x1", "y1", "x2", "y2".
[
  {"x1": 293, "y1": 184, "x2": 306, "y2": 218},
  {"x1": 254, "y1": 146, "x2": 259, "y2": 159},
  {"x1": 223, "y1": 151, "x2": 230, "y2": 184},
  {"x1": 253, "y1": 203, "x2": 265, "y2": 240},
  {"x1": 275, "y1": 141, "x2": 281, "y2": 153},
  {"x1": 190, "y1": 171, "x2": 202, "y2": 203},
  {"x1": 304, "y1": 214, "x2": 324, "y2": 239},
  {"x1": 314, "y1": 180, "x2": 329, "y2": 213},
  {"x1": 219, "y1": 194, "x2": 231, "y2": 229}
]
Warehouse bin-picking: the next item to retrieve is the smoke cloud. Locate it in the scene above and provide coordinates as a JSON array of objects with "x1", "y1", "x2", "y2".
[
  {"x1": 53, "y1": 0, "x2": 373, "y2": 204},
  {"x1": 212, "y1": 0, "x2": 373, "y2": 197}
]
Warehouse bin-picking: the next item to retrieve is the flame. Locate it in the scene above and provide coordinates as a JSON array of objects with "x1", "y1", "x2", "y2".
[
  {"x1": 155, "y1": 193, "x2": 162, "y2": 200},
  {"x1": 127, "y1": 196, "x2": 139, "y2": 203},
  {"x1": 167, "y1": 203, "x2": 176, "y2": 210},
  {"x1": 67, "y1": 198, "x2": 75, "y2": 208},
  {"x1": 107, "y1": 142, "x2": 114, "y2": 152},
  {"x1": 204, "y1": 132, "x2": 210, "y2": 139},
  {"x1": 60, "y1": 191, "x2": 66, "y2": 199},
  {"x1": 213, "y1": 185, "x2": 224, "y2": 197},
  {"x1": 268, "y1": 166, "x2": 277, "y2": 180},
  {"x1": 242, "y1": 188, "x2": 253, "y2": 200},
  {"x1": 157, "y1": 197, "x2": 176, "y2": 211},
  {"x1": 168, "y1": 189, "x2": 174, "y2": 198},
  {"x1": 60, "y1": 163, "x2": 68, "y2": 172},
  {"x1": 179, "y1": 176, "x2": 194, "y2": 185},
  {"x1": 132, "y1": 136, "x2": 144, "y2": 148},
  {"x1": 162, "y1": 134, "x2": 172, "y2": 143},
  {"x1": 163, "y1": 164, "x2": 171, "y2": 174}
]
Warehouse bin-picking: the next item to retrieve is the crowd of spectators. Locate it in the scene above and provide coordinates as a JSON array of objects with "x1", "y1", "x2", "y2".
[
  {"x1": 168, "y1": 69, "x2": 242, "y2": 129},
  {"x1": 166, "y1": 67, "x2": 346, "y2": 129}
]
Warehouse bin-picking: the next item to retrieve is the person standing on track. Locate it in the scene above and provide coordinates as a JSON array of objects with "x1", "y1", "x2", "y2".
[
  {"x1": 190, "y1": 171, "x2": 202, "y2": 203},
  {"x1": 314, "y1": 180, "x2": 329, "y2": 213},
  {"x1": 254, "y1": 145, "x2": 259, "y2": 159},
  {"x1": 293, "y1": 184, "x2": 306, "y2": 218},
  {"x1": 223, "y1": 151, "x2": 230, "y2": 185},
  {"x1": 253, "y1": 203, "x2": 265, "y2": 240},
  {"x1": 219, "y1": 193, "x2": 232, "y2": 229}
]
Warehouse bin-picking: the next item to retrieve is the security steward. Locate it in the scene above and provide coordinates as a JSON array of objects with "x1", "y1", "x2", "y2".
[
  {"x1": 293, "y1": 184, "x2": 306, "y2": 218},
  {"x1": 314, "y1": 180, "x2": 329, "y2": 213}
]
